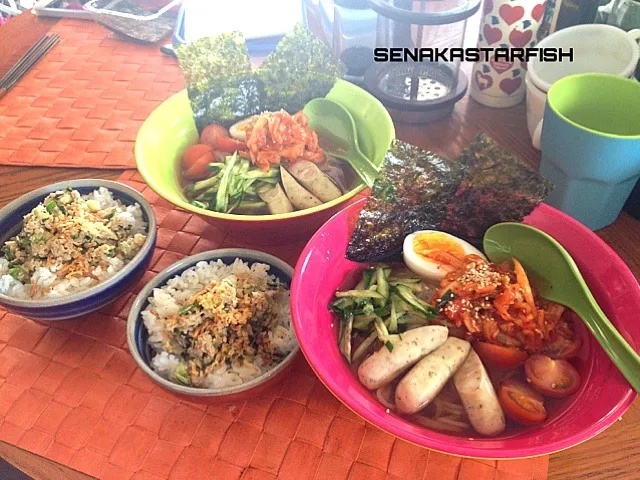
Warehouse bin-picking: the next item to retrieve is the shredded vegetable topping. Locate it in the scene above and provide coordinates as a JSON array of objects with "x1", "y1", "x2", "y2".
[
  {"x1": 431, "y1": 254, "x2": 573, "y2": 353},
  {"x1": 329, "y1": 264, "x2": 437, "y2": 364}
]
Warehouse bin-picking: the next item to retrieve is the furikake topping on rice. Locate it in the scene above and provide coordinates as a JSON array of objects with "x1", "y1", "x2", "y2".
[
  {"x1": 159, "y1": 273, "x2": 285, "y2": 387},
  {"x1": 143, "y1": 259, "x2": 297, "y2": 389},
  {"x1": 0, "y1": 187, "x2": 147, "y2": 299}
]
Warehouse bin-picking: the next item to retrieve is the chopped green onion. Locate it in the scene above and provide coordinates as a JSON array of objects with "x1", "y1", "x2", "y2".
[
  {"x1": 173, "y1": 363, "x2": 191, "y2": 386},
  {"x1": 8, "y1": 266, "x2": 26, "y2": 283},
  {"x1": 436, "y1": 289, "x2": 457, "y2": 309},
  {"x1": 385, "y1": 340, "x2": 394, "y2": 352},
  {"x1": 45, "y1": 200, "x2": 57, "y2": 214},
  {"x1": 178, "y1": 303, "x2": 199, "y2": 315}
]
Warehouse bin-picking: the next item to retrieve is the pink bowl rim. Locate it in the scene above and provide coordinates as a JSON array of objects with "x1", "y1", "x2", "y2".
[{"x1": 291, "y1": 199, "x2": 638, "y2": 459}]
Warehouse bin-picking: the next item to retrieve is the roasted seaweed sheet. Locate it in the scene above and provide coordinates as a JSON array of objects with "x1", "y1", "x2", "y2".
[
  {"x1": 439, "y1": 132, "x2": 554, "y2": 243},
  {"x1": 346, "y1": 132, "x2": 554, "y2": 262},
  {"x1": 345, "y1": 140, "x2": 465, "y2": 262},
  {"x1": 256, "y1": 23, "x2": 346, "y2": 114},
  {"x1": 176, "y1": 32, "x2": 263, "y2": 131},
  {"x1": 176, "y1": 24, "x2": 345, "y2": 132}
]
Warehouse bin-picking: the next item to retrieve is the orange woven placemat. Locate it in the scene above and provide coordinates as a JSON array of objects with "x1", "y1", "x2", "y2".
[
  {"x1": 0, "y1": 171, "x2": 549, "y2": 480},
  {"x1": 0, "y1": 19, "x2": 185, "y2": 169}
]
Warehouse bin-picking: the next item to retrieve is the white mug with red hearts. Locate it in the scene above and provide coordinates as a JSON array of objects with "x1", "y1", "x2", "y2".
[{"x1": 470, "y1": 0, "x2": 546, "y2": 108}]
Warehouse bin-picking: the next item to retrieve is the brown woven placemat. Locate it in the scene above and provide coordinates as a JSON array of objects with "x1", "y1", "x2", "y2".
[
  {"x1": 0, "y1": 19, "x2": 184, "y2": 169},
  {"x1": 0, "y1": 171, "x2": 549, "y2": 480}
]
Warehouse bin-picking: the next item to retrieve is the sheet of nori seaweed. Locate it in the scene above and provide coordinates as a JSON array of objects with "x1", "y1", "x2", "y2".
[
  {"x1": 176, "y1": 32, "x2": 263, "y2": 131},
  {"x1": 438, "y1": 132, "x2": 554, "y2": 244},
  {"x1": 256, "y1": 23, "x2": 346, "y2": 114},
  {"x1": 345, "y1": 140, "x2": 465, "y2": 263}
]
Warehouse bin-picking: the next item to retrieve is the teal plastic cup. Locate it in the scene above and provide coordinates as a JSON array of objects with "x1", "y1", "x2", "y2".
[{"x1": 538, "y1": 73, "x2": 640, "y2": 230}]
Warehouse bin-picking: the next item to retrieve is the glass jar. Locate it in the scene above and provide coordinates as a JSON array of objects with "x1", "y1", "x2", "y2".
[
  {"x1": 302, "y1": 0, "x2": 378, "y2": 84},
  {"x1": 363, "y1": 0, "x2": 480, "y2": 123}
]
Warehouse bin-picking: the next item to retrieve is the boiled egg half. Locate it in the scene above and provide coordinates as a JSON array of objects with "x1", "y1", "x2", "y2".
[{"x1": 402, "y1": 230, "x2": 486, "y2": 282}]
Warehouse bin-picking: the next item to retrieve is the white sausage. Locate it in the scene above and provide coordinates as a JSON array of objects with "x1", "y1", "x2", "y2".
[
  {"x1": 357, "y1": 325, "x2": 448, "y2": 390},
  {"x1": 280, "y1": 167, "x2": 323, "y2": 209},
  {"x1": 286, "y1": 161, "x2": 343, "y2": 202},
  {"x1": 395, "y1": 337, "x2": 471, "y2": 414},
  {"x1": 453, "y1": 349, "x2": 506, "y2": 436}
]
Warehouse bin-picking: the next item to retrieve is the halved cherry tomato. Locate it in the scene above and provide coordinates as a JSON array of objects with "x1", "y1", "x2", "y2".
[
  {"x1": 183, "y1": 155, "x2": 213, "y2": 180},
  {"x1": 499, "y1": 378, "x2": 548, "y2": 425},
  {"x1": 474, "y1": 342, "x2": 529, "y2": 368},
  {"x1": 524, "y1": 355, "x2": 581, "y2": 398},
  {"x1": 200, "y1": 124, "x2": 229, "y2": 147},
  {"x1": 543, "y1": 336, "x2": 582, "y2": 360},
  {"x1": 212, "y1": 136, "x2": 247, "y2": 153},
  {"x1": 182, "y1": 144, "x2": 213, "y2": 170}
]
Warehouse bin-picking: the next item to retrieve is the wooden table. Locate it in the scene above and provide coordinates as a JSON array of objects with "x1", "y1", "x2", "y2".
[{"x1": 1, "y1": 11, "x2": 639, "y2": 480}]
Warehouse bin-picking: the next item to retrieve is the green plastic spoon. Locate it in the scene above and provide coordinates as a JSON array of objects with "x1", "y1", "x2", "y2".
[
  {"x1": 483, "y1": 222, "x2": 640, "y2": 394},
  {"x1": 303, "y1": 98, "x2": 380, "y2": 188}
]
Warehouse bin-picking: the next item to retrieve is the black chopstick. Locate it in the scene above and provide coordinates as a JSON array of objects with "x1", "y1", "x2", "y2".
[
  {"x1": 4, "y1": 35, "x2": 60, "y2": 88},
  {"x1": 2, "y1": 34, "x2": 60, "y2": 88},
  {"x1": 0, "y1": 34, "x2": 60, "y2": 100},
  {"x1": 0, "y1": 34, "x2": 52, "y2": 88},
  {"x1": 0, "y1": 34, "x2": 59, "y2": 92}
]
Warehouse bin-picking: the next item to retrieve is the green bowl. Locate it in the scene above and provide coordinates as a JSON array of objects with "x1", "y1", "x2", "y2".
[{"x1": 135, "y1": 80, "x2": 394, "y2": 245}]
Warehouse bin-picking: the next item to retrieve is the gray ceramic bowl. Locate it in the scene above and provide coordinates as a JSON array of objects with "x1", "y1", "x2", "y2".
[
  {"x1": 0, "y1": 179, "x2": 157, "y2": 321},
  {"x1": 127, "y1": 248, "x2": 299, "y2": 400}
]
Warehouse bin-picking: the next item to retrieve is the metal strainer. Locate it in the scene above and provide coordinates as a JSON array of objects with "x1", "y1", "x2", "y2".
[{"x1": 363, "y1": 0, "x2": 479, "y2": 123}]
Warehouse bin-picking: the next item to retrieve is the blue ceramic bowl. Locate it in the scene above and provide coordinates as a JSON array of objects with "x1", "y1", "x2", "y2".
[
  {"x1": 0, "y1": 179, "x2": 157, "y2": 321},
  {"x1": 127, "y1": 248, "x2": 298, "y2": 400}
]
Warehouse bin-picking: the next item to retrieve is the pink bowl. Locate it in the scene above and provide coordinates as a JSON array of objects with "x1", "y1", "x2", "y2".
[{"x1": 291, "y1": 199, "x2": 640, "y2": 459}]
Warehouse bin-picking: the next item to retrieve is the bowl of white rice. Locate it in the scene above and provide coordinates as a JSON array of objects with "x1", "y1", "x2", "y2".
[
  {"x1": 127, "y1": 248, "x2": 299, "y2": 399},
  {"x1": 0, "y1": 179, "x2": 157, "y2": 321}
]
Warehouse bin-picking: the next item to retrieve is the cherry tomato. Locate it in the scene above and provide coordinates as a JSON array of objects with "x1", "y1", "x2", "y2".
[
  {"x1": 212, "y1": 136, "x2": 247, "y2": 153},
  {"x1": 499, "y1": 378, "x2": 548, "y2": 425},
  {"x1": 474, "y1": 342, "x2": 529, "y2": 368},
  {"x1": 524, "y1": 355, "x2": 581, "y2": 398},
  {"x1": 183, "y1": 155, "x2": 213, "y2": 180},
  {"x1": 543, "y1": 336, "x2": 582, "y2": 360},
  {"x1": 182, "y1": 144, "x2": 213, "y2": 170},
  {"x1": 200, "y1": 124, "x2": 229, "y2": 147}
]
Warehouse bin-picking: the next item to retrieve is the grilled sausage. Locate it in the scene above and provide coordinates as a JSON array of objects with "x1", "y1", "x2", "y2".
[
  {"x1": 358, "y1": 325, "x2": 448, "y2": 390},
  {"x1": 280, "y1": 167, "x2": 323, "y2": 209},
  {"x1": 286, "y1": 161, "x2": 343, "y2": 202},
  {"x1": 453, "y1": 348, "x2": 506, "y2": 436},
  {"x1": 395, "y1": 337, "x2": 471, "y2": 414}
]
